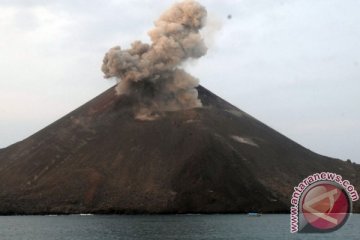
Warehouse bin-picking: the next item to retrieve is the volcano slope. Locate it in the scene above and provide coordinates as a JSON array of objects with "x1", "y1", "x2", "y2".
[{"x1": 0, "y1": 86, "x2": 359, "y2": 214}]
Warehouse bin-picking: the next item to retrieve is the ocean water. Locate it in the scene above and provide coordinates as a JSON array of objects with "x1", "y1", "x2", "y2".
[{"x1": 0, "y1": 214, "x2": 359, "y2": 240}]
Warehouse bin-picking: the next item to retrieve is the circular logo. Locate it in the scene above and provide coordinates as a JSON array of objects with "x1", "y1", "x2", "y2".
[{"x1": 300, "y1": 182, "x2": 351, "y2": 232}]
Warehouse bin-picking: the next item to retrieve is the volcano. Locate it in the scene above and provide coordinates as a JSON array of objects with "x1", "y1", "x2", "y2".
[{"x1": 0, "y1": 86, "x2": 358, "y2": 214}]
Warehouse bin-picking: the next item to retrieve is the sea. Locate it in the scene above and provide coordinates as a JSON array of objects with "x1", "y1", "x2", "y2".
[{"x1": 0, "y1": 214, "x2": 359, "y2": 240}]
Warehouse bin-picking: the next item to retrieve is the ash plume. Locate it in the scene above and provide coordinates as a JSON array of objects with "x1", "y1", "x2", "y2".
[{"x1": 101, "y1": 0, "x2": 207, "y2": 119}]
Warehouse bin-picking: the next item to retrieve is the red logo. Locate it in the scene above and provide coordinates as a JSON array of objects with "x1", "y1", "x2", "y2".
[{"x1": 300, "y1": 182, "x2": 351, "y2": 232}]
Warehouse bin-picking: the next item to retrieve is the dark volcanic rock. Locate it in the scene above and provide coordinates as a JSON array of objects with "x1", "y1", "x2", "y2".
[{"x1": 0, "y1": 86, "x2": 359, "y2": 214}]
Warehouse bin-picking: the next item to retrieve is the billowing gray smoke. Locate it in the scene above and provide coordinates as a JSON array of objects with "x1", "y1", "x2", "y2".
[{"x1": 101, "y1": 0, "x2": 207, "y2": 119}]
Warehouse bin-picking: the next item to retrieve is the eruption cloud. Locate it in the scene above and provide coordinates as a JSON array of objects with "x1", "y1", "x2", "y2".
[{"x1": 101, "y1": 0, "x2": 207, "y2": 119}]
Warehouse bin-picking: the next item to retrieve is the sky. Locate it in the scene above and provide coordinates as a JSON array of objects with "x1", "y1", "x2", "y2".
[{"x1": 0, "y1": 0, "x2": 359, "y2": 163}]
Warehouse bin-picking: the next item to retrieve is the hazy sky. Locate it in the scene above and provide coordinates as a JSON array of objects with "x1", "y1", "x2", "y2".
[{"x1": 0, "y1": 0, "x2": 359, "y2": 163}]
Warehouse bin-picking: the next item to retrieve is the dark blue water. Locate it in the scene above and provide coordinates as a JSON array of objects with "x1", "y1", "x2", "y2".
[{"x1": 0, "y1": 214, "x2": 359, "y2": 240}]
